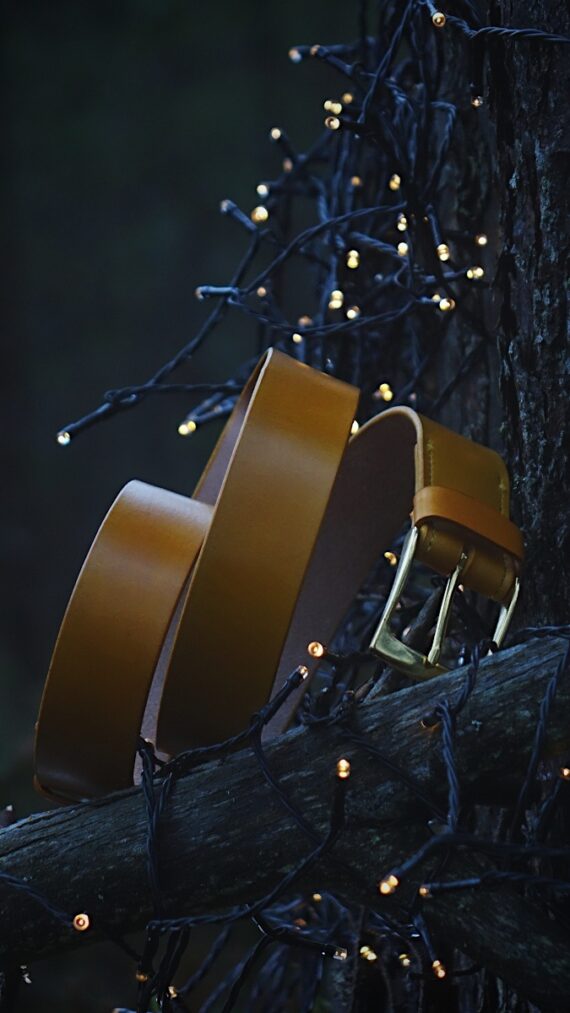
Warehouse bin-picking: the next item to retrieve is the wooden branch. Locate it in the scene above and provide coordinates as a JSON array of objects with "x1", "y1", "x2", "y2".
[{"x1": 1, "y1": 636, "x2": 568, "y2": 1009}]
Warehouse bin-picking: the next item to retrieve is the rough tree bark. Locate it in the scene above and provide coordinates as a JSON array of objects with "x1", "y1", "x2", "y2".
[{"x1": 0, "y1": 637, "x2": 568, "y2": 1010}]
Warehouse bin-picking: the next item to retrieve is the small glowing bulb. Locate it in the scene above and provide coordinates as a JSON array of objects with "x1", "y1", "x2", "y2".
[
  {"x1": 431, "y1": 292, "x2": 441, "y2": 302},
  {"x1": 257, "y1": 286, "x2": 267, "y2": 298},
  {"x1": 384, "y1": 551, "x2": 398, "y2": 566},
  {"x1": 292, "y1": 332, "x2": 304, "y2": 344},
  {"x1": 289, "y1": 47, "x2": 302, "y2": 63},
  {"x1": 418, "y1": 884, "x2": 430, "y2": 897},
  {"x1": 178, "y1": 419, "x2": 197, "y2": 437},
  {"x1": 437, "y1": 243, "x2": 450, "y2": 261},
  {"x1": 310, "y1": 44, "x2": 321, "y2": 56},
  {"x1": 219, "y1": 199, "x2": 231, "y2": 213},
  {"x1": 432, "y1": 959, "x2": 446, "y2": 979},
  {"x1": 56, "y1": 431, "x2": 71, "y2": 446},
  {"x1": 328, "y1": 289, "x2": 344, "y2": 310},
  {"x1": 270, "y1": 127, "x2": 282, "y2": 141},
  {"x1": 351, "y1": 420, "x2": 360, "y2": 435},
  {"x1": 256, "y1": 183, "x2": 269, "y2": 198},
  {"x1": 324, "y1": 99, "x2": 333, "y2": 111},
  {"x1": 397, "y1": 242, "x2": 409, "y2": 256},
  {"x1": 560, "y1": 766, "x2": 570, "y2": 779},
  {"x1": 466, "y1": 265, "x2": 485, "y2": 279},
  {"x1": 298, "y1": 665, "x2": 309, "y2": 680},
  {"x1": 360, "y1": 945, "x2": 377, "y2": 962},
  {"x1": 475, "y1": 233, "x2": 488, "y2": 246},
  {"x1": 135, "y1": 971, "x2": 150, "y2": 983},
  {"x1": 298, "y1": 315, "x2": 313, "y2": 327},
  {"x1": 351, "y1": 175, "x2": 363, "y2": 187},
  {"x1": 397, "y1": 214, "x2": 408, "y2": 231},
  {"x1": 399, "y1": 953, "x2": 411, "y2": 968},
  {"x1": 333, "y1": 948, "x2": 348, "y2": 961},
  {"x1": 389, "y1": 173, "x2": 401, "y2": 191},
  {"x1": 251, "y1": 206, "x2": 269, "y2": 224},
  {"x1": 379, "y1": 874, "x2": 399, "y2": 896},
  {"x1": 438, "y1": 297, "x2": 456, "y2": 312},
  {"x1": 471, "y1": 95, "x2": 483, "y2": 108},
  {"x1": 346, "y1": 249, "x2": 360, "y2": 269},
  {"x1": 325, "y1": 115, "x2": 341, "y2": 131},
  {"x1": 432, "y1": 11, "x2": 446, "y2": 28},
  {"x1": 342, "y1": 92, "x2": 354, "y2": 104},
  {"x1": 346, "y1": 306, "x2": 361, "y2": 320},
  {"x1": 330, "y1": 101, "x2": 343, "y2": 115},
  {"x1": 307, "y1": 640, "x2": 325, "y2": 658},
  {"x1": 336, "y1": 758, "x2": 351, "y2": 779},
  {"x1": 312, "y1": 892, "x2": 322, "y2": 902},
  {"x1": 73, "y1": 913, "x2": 90, "y2": 932},
  {"x1": 283, "y1": 157, "x2": 293, "y2": 172},
  {"x1": 167, "y1": 986, "x2": 178, "y2": 998}
]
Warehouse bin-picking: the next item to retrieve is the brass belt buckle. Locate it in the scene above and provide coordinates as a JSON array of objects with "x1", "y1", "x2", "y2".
[{"x1": 370, "y1": 524, "x2": 521, "y2": 679}]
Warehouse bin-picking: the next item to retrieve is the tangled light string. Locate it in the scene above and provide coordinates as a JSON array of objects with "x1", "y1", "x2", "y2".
[{"x1": 7, "y1": 2, "x2": 567, "y2": 1011}]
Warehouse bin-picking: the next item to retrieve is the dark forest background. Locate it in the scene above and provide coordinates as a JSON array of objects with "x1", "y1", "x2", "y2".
[{"x1": 2, "y1": 2, "x2": 356, "y2": 1008}]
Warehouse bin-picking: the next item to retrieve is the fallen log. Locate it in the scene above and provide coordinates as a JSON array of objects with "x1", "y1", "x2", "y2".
[{"x1": 0, "y1": 635, "x2": 568, "y2": 1009}]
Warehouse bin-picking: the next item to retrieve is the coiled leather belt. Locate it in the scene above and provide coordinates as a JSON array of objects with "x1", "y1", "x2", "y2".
[{"x1": 34, "y1": 349, "x2": 523, "y2": 803}]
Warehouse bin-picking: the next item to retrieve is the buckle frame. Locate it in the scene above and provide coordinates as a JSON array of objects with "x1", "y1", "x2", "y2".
[{"x1": 370, "y1": 524, "x2": 521, "y2": 680}]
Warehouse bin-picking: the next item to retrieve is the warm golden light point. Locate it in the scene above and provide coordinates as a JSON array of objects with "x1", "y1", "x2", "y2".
[
  {"x1": 336, "y1": 757, "x2": 351, "y2": 779},
  {"x1": 397, "y1": 213, "x2": 408, "y2": 231},
  {"x1": 256, "y1": 182, "x2": 269, "y2": 198},
  {"x1": 57, "y1": 431, "x2": 71, "y2": 446},
  {"x1": 270, "y1": 127, "x2": 282, "y2": 141},
  {"x1": 334, "y1": 947, "x2": 348, "y2": 961},
  {"x1": 560, "y1": 766, "x2": 570, "y2": 780},
  {"x1": 292, "y1": 332, "x2": 304, "y2": 344},
  {"x1": 325, "y1": 115, "x2": 341, "y2": 131},
  {"x1": 346, "y1": 305, "x2": 361, "y2": 320},
  {"x1": 257, "y1": 286, "x2": 267, "y2": 298},
  {"x1": 471, "y1": 95, "x2": 483, "y2": 108},
  {"x1": 73, "y1": 913, "x2": 90, "y2": 932},
  {"x1": 436, "y1": 242, "x2": 450, "y2": 261},
  {"x1": 310, "y1": 44, "x2": 320, "y2": 56},
  {"x1": 475, "y1": 233, "x2": 488, "y2": 246},
  {"x1": 432, "y1": 292, "x2": 441, "y2": 303},
  {"x1": 439, "y1": 297, "x2": 456, "y2": 312},
  {"x1": 289, "y1": 47, "x2": 302, "y2": 63},
  {"x1": 167, "y1": 986, "x2": 178, "y2": 998},
  {"x1": 342, "y1": 92, "x2": 354, "y2": 104},
  {"x1": 384, "y1": 551, "x2": 398, "y2": 566},
  {"x1": 399, "y1": 953, "x2": 411, "y2": 967},
  {"x1": 135, "y1": 971, "x2": 149, "y2": 983},
  {"x1": 419, "y1": 884, "x2": 430, "y2": 897},
  {"x1": 351, "y1": 420, "x2": 360, "y2": 435},
  {"x1": 397, "y1": 241, "x2": 409, "y2": 256},
  {"x1": 312, "y1": 892, "x2": 322, "y2": 902},
  {"x1": 178, "y1": 419, "x2": 197, "y2": 437},
  {"x1": 283, "y1": 157, "x2": 293, "y2": 172},
  {"x1": 307, "y1": 640, "x2": 325, "y2": 658},
  {"x1": 432, "y1": 11, "x2": 446, "y2": 28},
  {"x1": 251, "y1": 205, "x2": 269, "y2": 224},
  {"x1": 351, "y1": 175, "x2": 363, "y2": 187},
  {"x1": 389, "y1": 173, "x2": 401, "y2": 191},
  {"x1": 346, "y1": 249, "x2": 360, "y2": 269},
  {"x1": 379, "y1": 873, "x2": 399, "y2": 895},
  {"x1": 432, "y1": 959, "x2": 446, "y2": 979},
  {"x1": 298, "y1": 664, "x2": 309, "y2": 680},
  {"x1": 298, "y1": 315, "x2": 313, "y2": 327},
  {"x1": 466, "y1": 265, "x2": 485, "y2": 279}
]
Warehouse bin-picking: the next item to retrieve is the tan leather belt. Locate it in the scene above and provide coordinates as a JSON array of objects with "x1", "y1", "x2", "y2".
[{"x1": 34, "y1": 349, "x2": 523, "y2": 803}]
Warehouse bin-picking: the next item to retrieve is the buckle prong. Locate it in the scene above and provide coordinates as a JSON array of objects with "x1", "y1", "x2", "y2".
[{"x1": 370, "y1": 523, "x2": 519, "y2": 680}]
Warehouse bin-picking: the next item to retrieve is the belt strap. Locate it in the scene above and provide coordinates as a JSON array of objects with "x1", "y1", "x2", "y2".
[{"x1": 34, "y1": 351, "x2": 522, "y2": 802}]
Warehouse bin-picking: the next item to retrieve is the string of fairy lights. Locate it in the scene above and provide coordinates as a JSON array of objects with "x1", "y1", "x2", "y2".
[{"x1": 7, "y1": 1, "x2": 569, "y2": 1011}]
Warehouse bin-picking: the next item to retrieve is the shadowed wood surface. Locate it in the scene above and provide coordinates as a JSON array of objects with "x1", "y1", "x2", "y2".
[{"x1": 0, "y1": 635, "x2": 568, "y2": 1008}]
